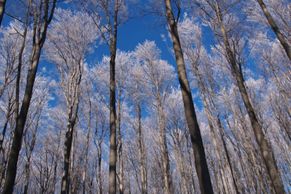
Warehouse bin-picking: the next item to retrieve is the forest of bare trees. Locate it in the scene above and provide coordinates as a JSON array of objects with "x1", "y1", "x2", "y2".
[{"x1": 0, "y1": 0, "x2": 290, "y2": 194}]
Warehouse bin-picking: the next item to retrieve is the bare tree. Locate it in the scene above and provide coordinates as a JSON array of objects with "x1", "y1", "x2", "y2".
[
  {"x1": 2, "y1": 0, "x2": 56, "y2": 193},
  {"x1": 214, "y1": 2, "x2": 284, "y2": 193},
  {"x1": 45, "y1": 8, "x2": 97, "y2": 194},
  {"x1": 134, "y1": 41, "x2": 175, "y2": 194},
  {"x1": 0, "y1": 0, "x2": 289, "y2": 193},
  {"x1": 192, "y1": 0, "x2": 286, "y2": 192},
  {"x1": 177, "y1": 16, "x2": 239, "y2": 193},
  {"x1": 163, "y1": 1, "x2": 214, "y2": 193},
  {"x1": 135, "y1": 104, "x2": 148, "y2": 194},
  {"x1": 255, "y1": 0, "x2": 290, "y2": 60},
  {"x1": 108, "y1": 3, "x2": 119, "y2": 193},
  {"x1": 22, "y1": 79, "x2": 47, "y2": 194},
  {"x1": 83, "y1": 0, "x2": 127, "y2": 192},
  {"x1": 127, "y1": 65, "x2": 148, "y2": 194}
]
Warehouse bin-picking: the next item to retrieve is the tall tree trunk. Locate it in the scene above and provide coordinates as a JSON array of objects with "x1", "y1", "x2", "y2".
[
  {"x1": 2, "y1": 1, "x2": 56, "y2": 193},
  {"x1": 52, "y1": 155, "x2": 58, "y2": 193},
  {"x1": 52, "y1": 130, "x2": 62, "y2": 194},
  {"x1": 190, "y1": 59, "x2": 239, "y2": 193},
  {"x1": 0, "y1": 1, "x2": 28, "y2": 186},
  {"x1": 156, "y1": 94, "x2": 173, "y2": 194},
  {"x1": 197, "y1": 86, "x2": 226, "y2": 192},
  {"x1": 0, "y1": 97, "x2": 13, "y2": 159},
  {"x1": 217, "y1": 118, "x2": 239, "y2": 194},
  {"x1": 108, "y1": 1, "x2": 118, "y2": 193},
  {"x1": 186, "y1": 142, "x2": 197, "y2": 193},
  {"x1": 98, "y1": 144, "x2": 103, "y2": 194},
  {"x1": 164, "y1": 1, "x2": 214, "y2": 194},
  {"x1": 256, "y1": 0, "x2": 291, "y2": 60},
  {"x1": 23, "y1": 145, "x2": 35, "y2": 194},
  {"x1": 117, "y1": 92, "x2": 124, "y2": 194},
  {"x1": 3, "y1": 45, "x2": 41, "y2": 194},
  {"x1": 23, "y1": 161, "x2": 30, "y2": 194},
  {"x1": 0, "y1": 0, "x2": 6, "y2": 26},
  {"x1": 23, "y1": 116, "x2": 38, "y2": 194},
  {"x1": 215, "y1": 2, "x2": 285, "y2": 193},
  {"x1": 83, "y1": 93, "x2": 92, "y2": 194},
  {"x1": 136, "y1": 104, "x2": 147, "y2": 194},
  {"x1": 70, "y1": 130, "x2": 77, "y2": 194},
  {"x1": 61, "y1": 120, "x2": 77, "y2": 194},
  {"x1": 60, "y1": 45, "x2": 83, "y2": 194},
  {"x1": 172, "y1": 135, "x2": 188, "y2": 194},
  {"x1": 83, "y1": 122, "x2": 91, "y2": 194}
]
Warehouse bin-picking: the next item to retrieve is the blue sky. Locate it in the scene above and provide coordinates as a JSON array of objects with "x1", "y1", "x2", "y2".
[
  {"x1": 2, "y1": 0, "x2": 215, "y2": 75},
  {"x1": 1, "y1": 0, "x2": 218, "y2": 111}
]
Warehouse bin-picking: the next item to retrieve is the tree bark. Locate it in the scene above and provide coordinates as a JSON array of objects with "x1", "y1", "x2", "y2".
[
  {"x1": 136, "y1": 104, "x2": 148, "y2": 194},
  {"x1": 215, "y1": 2, "x2": 285, "y2": 193},
  {"x1": 117, "y1": 91, "x2": 124, "y2": 194},
  {"x1": 82, "y1": 88, "x2": 92, "y2": 194},
  {"x1": 61, "y1": 120, "x2": 77, "y2": 194},
  {"x1": 60, "y1": 61, "x2": 82, "y2": 194},
  {"x1": 256, "y1": 0, "x2": 291, "y2": 60},
  {"x1": 98, "y1": 144, "x2": 103, "y2": 194},
  {"x1": 0, "y1": 0, "x2": 6, "y2": 26},
  {"x1": 164, "y1": 1, "x2": 214, "y2": 194},
  {"x1": 108, "y1": 1, "x2": 118, "y2": 194}
]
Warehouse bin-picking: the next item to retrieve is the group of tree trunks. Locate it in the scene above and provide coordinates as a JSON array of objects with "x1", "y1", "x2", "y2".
[{"x1": 0, "y1": 0, "x2": 289, "y2": 193}]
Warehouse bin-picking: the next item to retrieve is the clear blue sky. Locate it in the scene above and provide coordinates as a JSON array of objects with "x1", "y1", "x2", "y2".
[{"x1": 2, "y1": 0, "x2": 218, "y2": 110}]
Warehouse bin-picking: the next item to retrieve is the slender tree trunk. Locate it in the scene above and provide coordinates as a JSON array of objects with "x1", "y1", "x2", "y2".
[
  {"x1": 108, "y1": 1, "x2": 118, "y2": 193},
  {"x1": 23, "y1": 118, "x2": 38, "y2": 194},
  {"x1": 52, "y1": 157, "x2": 58, "y2": 193},
  {"x1": 119, "y1": 156, "x2": 124, "y2": 194},
  {"x1": 0, "y1": 97, "x2": 13, "y2": 158},
  {"x1": 0, "y1": 3, "x2": 28, "y2": 186},
  {"x1": 2, "y1": 1, "x2": 56, "y2": 193},
  {"x1": 172, "y1": 136, "x2": 188, "y2": 194},
  {"x1": 52, "y1": 130, "x2": 62, "y2": 194},
  {"x1": 83, "y1": 95, "x2": 92, "y2": 194},
  {"x1": 98, "y1": 145, "x2": 103, "y2": 194},
  {"x1": 117, "y1": 92, "x2": 124, "y2": 194},
  {"x1": 23, "y1": 158, "x2": 31, "y2": 194},
  {"x1": 15, "y1": 13, "x2": 29, "y2": 119},
  {"x1": 256, "y1": 0, "x2": 291, "y2": 60},
  {"x1": 206, "y1": 119, "x2": 226, "y2": 193},
  {"x1": 61, "y1": 120, "x2": 76, "y2": 194},
  {"x1": 196, "y1": 87, "x2": 225, "y2": 192},
  {"x1": 60, "y1": 51, "x2": 82, "y2": 194},
  {"x1": 108, "y1": 41, "x2": 117, "y2": 193},
  {"x1": 156, "y1": 94, "x2": 173, "y2": 194},
  {"x1": 215, "y1": 2, "x2": 285, "y2": 193},
  {"x1": 136, "y1": 104, "x2": 148, "y2": 194},
  {"x1": 0, "y1": 0, "x2": 6, "y2": 26},
  {"x1": 0, "y1": 111, "x2": 9, "y2": 186},
  {"x1": 128, "y1": 171, "x2": 131, "y2": 194},
  {"x1": 164, "y1": 1, "x2": 214, "y2": 194},
  {"x1": 217, "y1": 118, "x2": 239, "y2": 194},
  {"x1": 2, "y1": 45, "x2": 41, "y2": 194},
  {"x1": 186, "y1": 143, "x2": 197, "y2": 193},
  {"x1": 70, "y1": 134, "x2": 76, "y2": 194},
  {"x1": 83, "y1": 125, "x2": 91, "y2": 194},
  {"x1": 190, "y1": 60, "x2": 239, "y2": 193}
]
